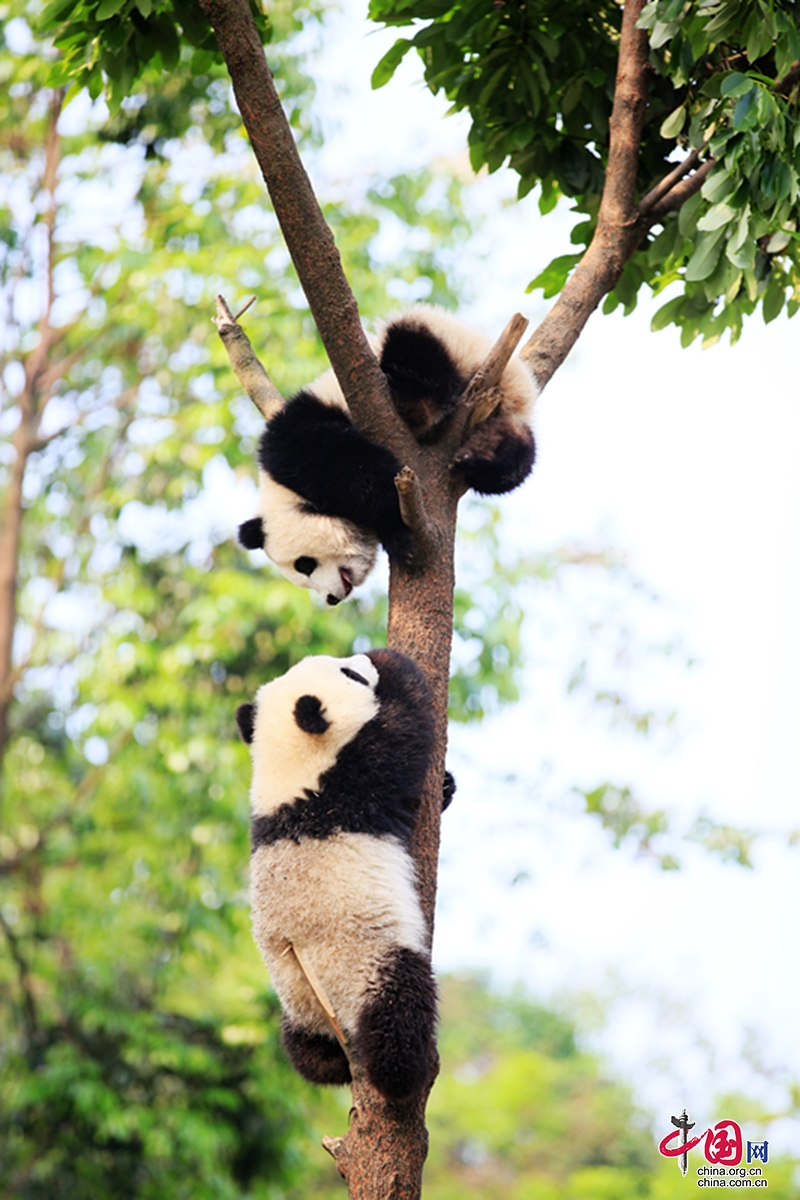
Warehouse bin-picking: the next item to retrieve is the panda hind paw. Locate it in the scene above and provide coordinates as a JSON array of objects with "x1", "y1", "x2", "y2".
[
  {"x1": 450, "y1": 417, "x2": 535, "y2": 496},
  {"x1": 356, "y1": 947, "x2": 437, "y2": 1102},
  {"x1": 281, "y1": 1017, "x2": 351, "y2": 1086}
]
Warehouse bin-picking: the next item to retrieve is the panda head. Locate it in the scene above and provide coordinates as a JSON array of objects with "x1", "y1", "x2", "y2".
[
  {"x1": 254, "y1": 476, "x2": 378, "y2": 606},
  {"x1": 236, "y1": 653, "x2": 381, "y2": 813}
]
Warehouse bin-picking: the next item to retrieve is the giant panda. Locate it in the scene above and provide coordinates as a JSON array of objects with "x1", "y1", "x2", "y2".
[
  {"x1": 235, "y1": 649, "x2": 453, "y2": 1101},
  {"x1": 238, "y1": 304, "x2": 538, "y2": 605}
]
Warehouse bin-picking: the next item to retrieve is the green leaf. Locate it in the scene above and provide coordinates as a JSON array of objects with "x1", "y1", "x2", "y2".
[
  {"x1": 678, "y1": 189, "x2": 704, "y2": 236},
  {"x1": 685, "y1": 227, "x2": 726, "y2": 281},
  {"x1": 701, "y1": 168, "x2": 736, "y2": 204},
  {"x1": 763, "y1": 277, "x2": 785, "y2": 323},
  {"x1": 720, "y1": 71, "x2": 751, "y2": 97},
  {"x1": 766, "y1": 226, "x2": 796, "y2": 252},
  {"x1": 651, "y1": 294, "x2": 684, "y2": 332},
  {"x1": 696, "y1": 201, "x2": 736, "y2": 231},
  {"x1": 733, "y1": 88, "x2": 757, "y2": 129},
  {"x1": 537, "y1": 176, "x2": 559, "y2": 214},
  {"x1": 95, "y1": 0, "x2": 127, "y2": 19},
  {"x1": 745, "y1": 10, "x2": 774, "y2": 62},
  {"x1": 39, "y1": 0, "x2": 80, "y2": 26},
  {"x1": 526, "y1": 253, "x2": 581, "y2": 298},
  {"x1": 659, "y1": 104, "x2": 686, "y2": 139},
  {"x1": 371, "y1": 38, "x2": 413, "y2": 89}
]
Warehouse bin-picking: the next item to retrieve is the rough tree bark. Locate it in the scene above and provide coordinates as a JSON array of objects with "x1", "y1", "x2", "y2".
[{"x1": 197, "y1": 0, "x2": 719, "y2": 1193}]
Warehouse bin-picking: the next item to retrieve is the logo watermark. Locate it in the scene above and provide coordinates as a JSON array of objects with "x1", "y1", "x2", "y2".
[{"x1": 659, "y1": 1109, "x2": 769, "y2": 1187}]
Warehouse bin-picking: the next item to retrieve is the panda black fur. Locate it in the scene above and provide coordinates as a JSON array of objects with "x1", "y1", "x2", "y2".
[
  {"x1": 238, "y1": 304, "x2": 538, "y2": 605},
  {"x1": 236, "y1": 649, "x2": 451, "y2": 1102}
]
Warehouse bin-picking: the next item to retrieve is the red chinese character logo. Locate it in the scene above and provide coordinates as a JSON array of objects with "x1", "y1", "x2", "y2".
[
  {"x1": 659, "y1": 1115, "x2": 743, "y2": 1171},
  {"x1": 705, "y1": 1121, "x2": 742, "y2": 1165}
]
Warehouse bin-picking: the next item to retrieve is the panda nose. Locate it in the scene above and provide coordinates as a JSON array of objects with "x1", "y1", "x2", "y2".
[
  {"x1": 339, "y1": 568, "x2": 353, "y2": 597},
  {"x1": 326, "y1": 594, "x2": 341, "y2": 606}
]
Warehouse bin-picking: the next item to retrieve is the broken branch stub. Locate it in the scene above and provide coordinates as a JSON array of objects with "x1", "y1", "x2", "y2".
[
  {"x1": 394, "y1": 466, "x2": 438, "y2": 571},
  {"x1": 212, "y1": 294, "x2": 285, "y2": 421},
  {"x1": 459, "y1": 312, "x2": 529, "y2": 433}
]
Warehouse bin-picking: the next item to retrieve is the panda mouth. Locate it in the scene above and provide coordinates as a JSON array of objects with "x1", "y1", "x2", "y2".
[{"x1": 326, "y1": 568, "x2": 354, "y2": 606}]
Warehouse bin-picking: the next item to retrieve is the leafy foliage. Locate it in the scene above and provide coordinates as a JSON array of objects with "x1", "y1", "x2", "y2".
[
  {"x1": 369, "y1": 0, "x2": 800, "y2": 345},
  {"x1": 36, "y1": 0, "x2": 270, "y2": 112},
  {"x1": 578, "y1": 784, "x2": 758, "y2": 869}
]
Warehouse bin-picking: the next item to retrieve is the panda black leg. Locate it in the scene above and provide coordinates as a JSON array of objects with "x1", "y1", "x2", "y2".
[
  {"x1": 451, "y1": 415, "x2": 536, "y2": 495},
  {"x1": 281, "y1": 1016, "x2": 352, "y2": 1085},
  {"x1": 355, "y1": 947, "x2": 437, "y2": 1102}
]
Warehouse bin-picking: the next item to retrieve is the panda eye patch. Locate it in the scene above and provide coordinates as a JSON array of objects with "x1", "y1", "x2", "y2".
[
  {"x1": 341, "y1": 667, "x2": 369, "y2": 687},
  {"x1": 294, "y1": 694, "x2": 330, "y2": 735},
  {"x1": 293, "y1": 556, "x2": 318, "y2": 576}
]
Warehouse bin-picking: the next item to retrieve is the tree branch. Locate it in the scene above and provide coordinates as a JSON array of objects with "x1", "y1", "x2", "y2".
[
  {"x1": 198, "y1": 0, "x2": 414, "y2": 460},
  {"x1": 0, "y1": 907, "x2": 39, "y2": 1049},
  {"x1": 638, "y1": 138, "x2": 712, "y2": 215},
  {"x1": 394, "y1": 467, "x2": 437, "y2": 569},
  {"x1": 22, "y1": 89, "x2": 63, "y2": 405},
  {"x1": 520, "y1": 0, "x2": 649, "y2": 390},
  {"x1": 286, "y1": 942, "x2": 348, "y2": 1048},
  {"x1": 212, "y1": 294, "x2": 285, "y2": 420},
  {"x1": 647, "y1": 156, "x2": 715, "y2": 220},
  {"x1": 775, "y1": 59, "x2": 800, "y2": 95},
  {"x1": 461, "y1": 312, "x2": 529, "y2": 430}
]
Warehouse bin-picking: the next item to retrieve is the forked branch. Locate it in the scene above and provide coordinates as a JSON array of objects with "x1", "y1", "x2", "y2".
[
  {"x1": 463, "y1": 312, "x2": 529, "y2": 430},
  {"x1": 212, "y1": 294, "x2": 285, "y2": 420}
]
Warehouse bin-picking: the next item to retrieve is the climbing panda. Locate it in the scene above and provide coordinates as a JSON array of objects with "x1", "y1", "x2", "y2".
[
  {"x1": 238, "y1": 304, "x2": 537, "y2": 604},
  {"x1": 235, "y1": 649, "x2": 453, "y2": 1101}
]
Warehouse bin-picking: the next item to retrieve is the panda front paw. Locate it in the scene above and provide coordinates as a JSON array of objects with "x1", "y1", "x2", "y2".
[
  {"x1": 238, "y1": 516, "x2": 265, "y2": 550},
  {"x1": 442, "y1": 770, "x2": 456, "y2": 811},
  {"x1": 450, "y1": 419, "x2": 535, "y2": 496}
]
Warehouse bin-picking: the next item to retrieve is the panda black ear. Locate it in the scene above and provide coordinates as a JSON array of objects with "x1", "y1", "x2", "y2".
[
  {"x1": 238, "y1": 517, "x2": 265, "y2": 550},
  {"x1": 294, "y1": 695, "x2": 330, "y2": 735},
  {"x1": 236, "y1": 702, "x2": 256, "y2": 744}
]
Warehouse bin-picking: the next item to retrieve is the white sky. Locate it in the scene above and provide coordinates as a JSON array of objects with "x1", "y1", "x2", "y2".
[{"x1": 300, "y1": 0, "x2": 800, "y2": 1152}]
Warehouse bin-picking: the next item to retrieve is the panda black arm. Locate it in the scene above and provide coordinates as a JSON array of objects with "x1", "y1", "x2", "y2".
[{"x1": 260, "y1": 393, "x2": 413, "y2": 563}]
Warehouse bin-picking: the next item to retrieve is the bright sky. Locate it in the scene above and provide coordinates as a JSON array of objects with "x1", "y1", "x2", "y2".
[{"x1": 302, "y1": 0, "x2": 800, "y2": 1152}]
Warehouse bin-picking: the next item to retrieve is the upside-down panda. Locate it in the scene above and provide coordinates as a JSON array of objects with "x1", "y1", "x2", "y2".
[
  {"x1": 235, "y1": 649, "x2": 454, "y2": 1101},
  {"x1": 238, "y1": 305, "x2": 537, "y2": 605}
]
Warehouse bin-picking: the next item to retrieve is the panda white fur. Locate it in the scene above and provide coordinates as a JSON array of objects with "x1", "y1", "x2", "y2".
[
  {"x1": 236, "y1": 649, "x2": 454, "y2": 1101},
  {"x1": 238, "y1": 304, "x2": 538, "y2": 605}
]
